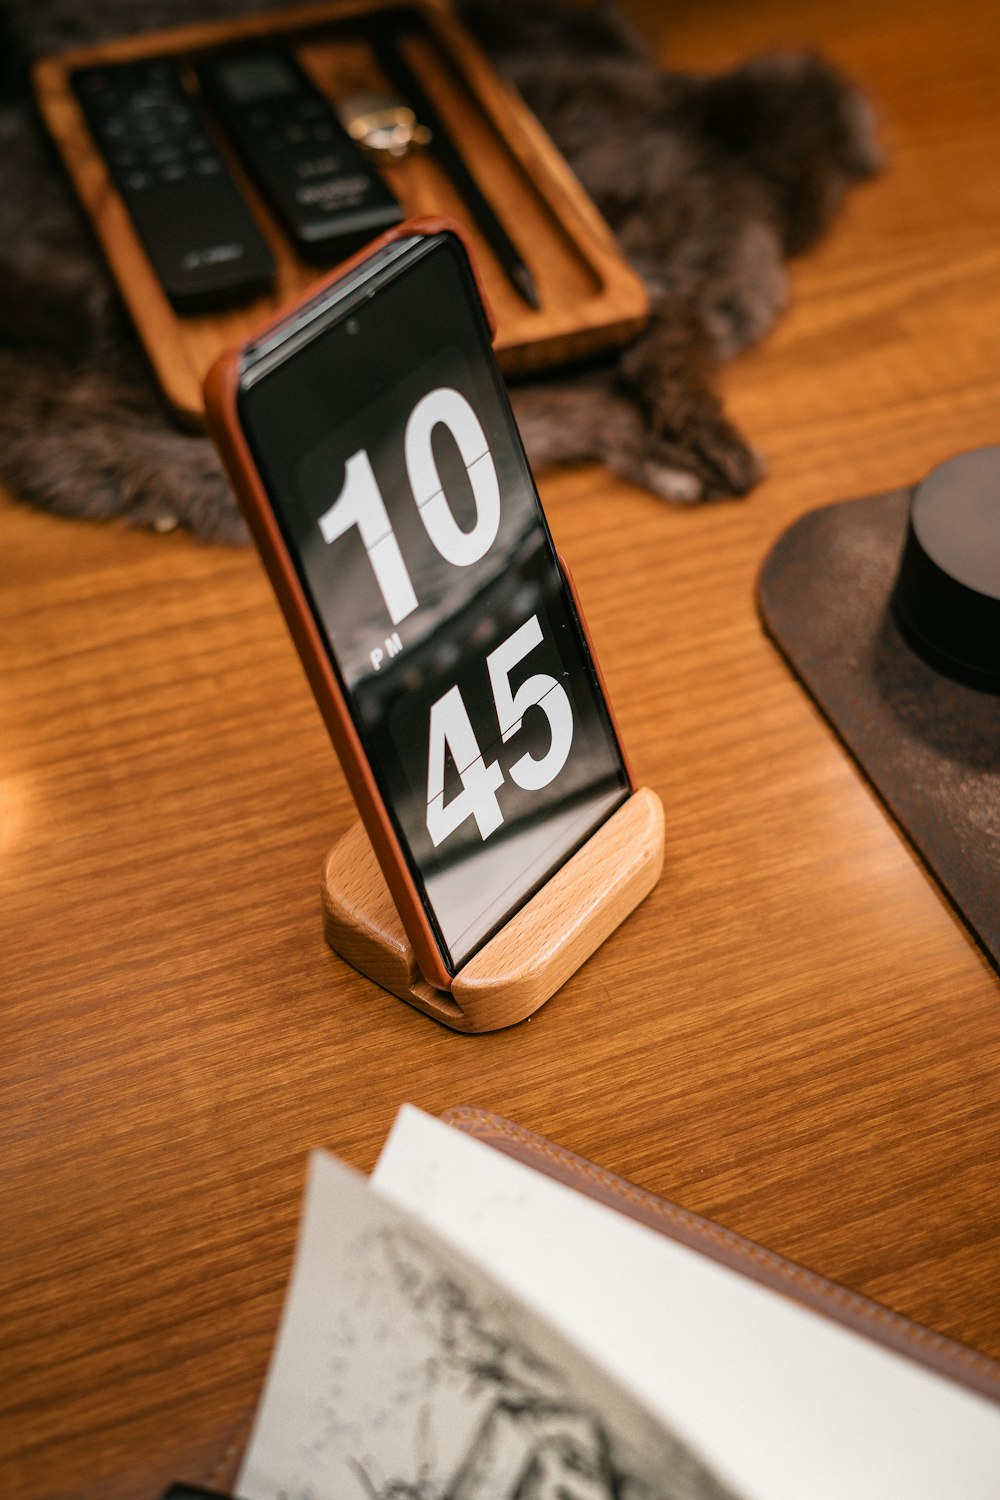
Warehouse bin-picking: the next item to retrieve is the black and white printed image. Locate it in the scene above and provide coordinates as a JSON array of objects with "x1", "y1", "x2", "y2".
[{"x1": 236, "y1": 1152, "x2": 740, "y2": 1500}]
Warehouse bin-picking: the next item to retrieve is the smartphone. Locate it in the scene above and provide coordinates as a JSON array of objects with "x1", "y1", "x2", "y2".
[{"x1": 205, "y1": 221, "x2": 632, "y2": 991}]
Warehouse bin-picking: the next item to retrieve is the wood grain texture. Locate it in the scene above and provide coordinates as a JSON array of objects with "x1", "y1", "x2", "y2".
[
  {"x1": 32, "y1": 0, "x2": 649, "y2": 427},
  {"x1": 3, "y1": 0, "x2": 1000, "y2": 1496},
  {"x1": 321, "y1": 788, "x2": 664, "y2": 1031},
  {"x1": 321, "y1": 820, "x2": 431, "y2": 1001}
]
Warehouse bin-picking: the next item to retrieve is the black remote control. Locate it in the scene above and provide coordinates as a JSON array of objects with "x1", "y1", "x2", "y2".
[
  {"x1": 72, "y1": 58, "x2": 276, "y2": 313},
  {"x1": 195, "y1": 46, "x2": 404, "y2": 262}
]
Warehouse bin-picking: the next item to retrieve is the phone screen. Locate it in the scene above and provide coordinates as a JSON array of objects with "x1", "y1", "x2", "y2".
[{"x1": 237, "y1": 233, "x2": 630, "y2": 974}]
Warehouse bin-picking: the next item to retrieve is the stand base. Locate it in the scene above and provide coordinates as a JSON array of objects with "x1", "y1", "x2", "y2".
[{"x1": 321, "y1": 787, "x2": 665, "y2": 1032}]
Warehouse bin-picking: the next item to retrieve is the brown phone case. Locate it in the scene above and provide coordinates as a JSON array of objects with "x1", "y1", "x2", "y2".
[{"x1": 203, "y1": 218, "x2": 631, "y2": 993}]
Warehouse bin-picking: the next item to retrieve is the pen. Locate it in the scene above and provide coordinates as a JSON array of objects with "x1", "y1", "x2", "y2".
[{"x1": 369, "y1": 13, "x2": 541, "y2": 310}]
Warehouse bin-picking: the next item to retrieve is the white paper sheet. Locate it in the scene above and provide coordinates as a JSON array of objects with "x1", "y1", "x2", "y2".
[
  {"x1": 372, "y1": 1106, "x2": 1000, "y2": 1500},
  {"x1": 236, "y1": 1146, "x2": 740, "y2": 1500}
]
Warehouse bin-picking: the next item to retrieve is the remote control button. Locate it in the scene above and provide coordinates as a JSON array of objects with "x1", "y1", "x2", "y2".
[{"x1": 297, "y1": 153, "x2": 343, "y2": 179}]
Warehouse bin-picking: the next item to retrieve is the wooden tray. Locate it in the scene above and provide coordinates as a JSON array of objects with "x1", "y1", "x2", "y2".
[{"x1": 33, "y1": 0, "x2": 649, "y2": 429}]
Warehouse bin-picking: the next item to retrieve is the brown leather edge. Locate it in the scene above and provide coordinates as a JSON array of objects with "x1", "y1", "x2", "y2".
[{"x1": 442, "y1": 1105, "x2": 1000, "y2": 1405}]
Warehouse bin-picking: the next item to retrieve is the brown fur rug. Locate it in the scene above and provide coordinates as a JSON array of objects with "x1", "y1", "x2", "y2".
[{"x1": 0, "y1": 0, "x2": 880, "y2": 542}]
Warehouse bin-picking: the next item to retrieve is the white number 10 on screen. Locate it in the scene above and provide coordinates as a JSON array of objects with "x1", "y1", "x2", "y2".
[
  {"x1": 317, "y1": 385, "x2": 501, "y2": 625},
  {"x1": 316, "y1": 385, "x2": 574, "y2": 850}
]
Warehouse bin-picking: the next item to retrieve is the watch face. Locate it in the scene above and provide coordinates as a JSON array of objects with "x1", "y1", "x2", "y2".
[{"x1": 239, "y1": 234, "x2": 630, "y2": 973}]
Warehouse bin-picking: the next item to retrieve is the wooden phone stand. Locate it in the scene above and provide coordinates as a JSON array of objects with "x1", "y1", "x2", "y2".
[{"x1": 321, "y1": 786, "x2": 664, "y2": 1031}]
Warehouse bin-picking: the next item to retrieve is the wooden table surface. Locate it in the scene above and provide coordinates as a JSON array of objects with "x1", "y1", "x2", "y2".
[{"x1": 2, "y1": 0, "x2": 999, "y2": 1496}]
